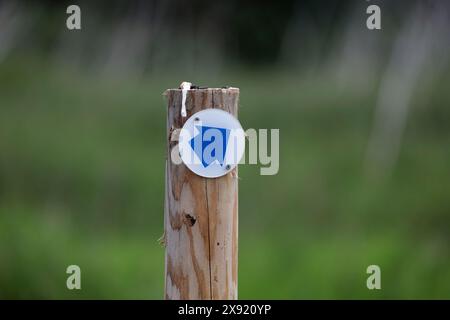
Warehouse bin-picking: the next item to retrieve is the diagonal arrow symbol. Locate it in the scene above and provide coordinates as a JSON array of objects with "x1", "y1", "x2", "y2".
[{"x1": 190, "y1": 125, "x2": 230, "y2": 168}]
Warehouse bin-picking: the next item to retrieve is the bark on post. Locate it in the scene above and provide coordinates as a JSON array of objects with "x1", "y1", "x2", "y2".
[{"x1": 163, "y1": 87, "x2": 239, "y2": 300}]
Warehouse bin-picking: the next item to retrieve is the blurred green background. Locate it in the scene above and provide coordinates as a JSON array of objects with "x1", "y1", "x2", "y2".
[{"x1": 0, "y1": 0, "x2": 449, "y2": 299}]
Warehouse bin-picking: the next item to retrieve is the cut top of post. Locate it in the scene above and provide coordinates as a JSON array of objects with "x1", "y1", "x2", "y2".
[
  {"x1": 164, "y1": 87, "x2": 239, "y2": 95},
  {"x1": 164, "y1": 86, "x2": 240, "y2": 121}
]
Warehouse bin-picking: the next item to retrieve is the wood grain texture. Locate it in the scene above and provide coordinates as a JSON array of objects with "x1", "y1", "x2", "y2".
[{"x1": 164, "y1": 88, "x2": 239, "y2": 300}]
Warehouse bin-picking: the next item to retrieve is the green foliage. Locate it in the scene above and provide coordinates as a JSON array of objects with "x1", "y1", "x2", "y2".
[{"x1": 1, "y1": 59, "x2": 449, "y2": 299}]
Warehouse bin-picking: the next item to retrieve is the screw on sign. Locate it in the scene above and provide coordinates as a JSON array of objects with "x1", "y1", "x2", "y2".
[{"x1": 163, "y1": 83, "x2": 243, "y2": 299}]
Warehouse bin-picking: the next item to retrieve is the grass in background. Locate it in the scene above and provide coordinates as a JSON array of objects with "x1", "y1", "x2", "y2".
[{"x1": 0, "y1": 57, "x2": 450, "y2": 298}]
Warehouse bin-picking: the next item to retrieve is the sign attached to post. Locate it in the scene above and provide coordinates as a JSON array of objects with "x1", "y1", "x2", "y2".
[{"x1": 179, "y1": 109, "x2": 245, "y2": 178}]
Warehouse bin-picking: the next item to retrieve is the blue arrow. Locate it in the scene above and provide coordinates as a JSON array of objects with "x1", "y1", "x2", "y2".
[{"x1": 190, "y1": 125, "x2": 230, "y2": 168}]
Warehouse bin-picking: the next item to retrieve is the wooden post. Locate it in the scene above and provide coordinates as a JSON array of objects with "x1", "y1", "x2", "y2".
[{"x1": 163, "y1": 87, "x2": 239, "y2": 300}]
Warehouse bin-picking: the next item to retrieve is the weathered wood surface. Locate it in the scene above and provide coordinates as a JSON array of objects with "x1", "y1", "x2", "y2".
[{"x1": 164, "y1": 88, "x2": 239, "y2": 300}]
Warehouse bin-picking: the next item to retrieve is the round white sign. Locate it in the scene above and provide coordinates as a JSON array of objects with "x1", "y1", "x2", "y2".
[{"x1": 178, "y1": 109, "x2": 245, "y2": 178}]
